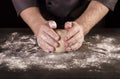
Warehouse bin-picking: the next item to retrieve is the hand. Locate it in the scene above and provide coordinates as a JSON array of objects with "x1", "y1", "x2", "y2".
[
  {"x1": 64, "y1": 22, "x2": 84, "y2": 51},
  {"x1": 37, "y1": 21, "x2": 60, "y2": 52}
]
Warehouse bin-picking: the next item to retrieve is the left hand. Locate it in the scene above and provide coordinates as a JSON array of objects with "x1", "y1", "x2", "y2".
[{"x1": 64, "y1": 21, "x2": 84, "y2": 51}]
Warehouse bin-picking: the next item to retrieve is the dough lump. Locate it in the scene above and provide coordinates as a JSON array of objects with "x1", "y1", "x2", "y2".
[{"x1": 55, "y1": 29, "x2": 67, "y2": 53}]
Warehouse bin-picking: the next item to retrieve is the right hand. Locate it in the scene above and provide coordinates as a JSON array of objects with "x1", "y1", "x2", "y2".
[{"x1": 36, "y1": 21, "x2": 60, "y2": 52}]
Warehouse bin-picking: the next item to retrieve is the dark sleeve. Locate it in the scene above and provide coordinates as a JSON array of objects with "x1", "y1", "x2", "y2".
[
  {"x1": 12, "y1": 0, "x2": 38, "y2": 15},
  {"x1": 95, "y1": 0, "x2": 118, "y2": 11}
]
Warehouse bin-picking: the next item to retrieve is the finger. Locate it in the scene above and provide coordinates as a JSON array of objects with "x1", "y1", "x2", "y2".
[
  {"x1": 37, "y1": 36, "x2": 54, "y2": 52},
  {"x1": 64, "y1": 22, "x2": 72, "y2": 29},
  {"x1": 38, "y1": 37, "x2": 54, "y2": 52},
  {"x1": 64, "y1": 23, "x2": 79, "y2": 41},
  {"x1": 66, "y1": 39, "x2": 83, "y2": 51},
  {"x1": 48, "y1": 20, "x2": 57, "y2": 29},
  {"x1": 66, "y1": 32, "x2": 83, "y2": 47},
  {"x1": 41, "y1": 32, "x2": 59, "y2": 48},
  {"x1": 43, "y1": 25, "x2": 60, "y2": 41}
]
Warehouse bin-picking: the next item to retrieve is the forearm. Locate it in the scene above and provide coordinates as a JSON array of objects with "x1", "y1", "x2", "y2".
[
  {"x1": 76, "y1": 0, "x2": 109, "y2": 35},
  {"x1": 20, "y1": 7, "x2": 46, "y2": 35}
]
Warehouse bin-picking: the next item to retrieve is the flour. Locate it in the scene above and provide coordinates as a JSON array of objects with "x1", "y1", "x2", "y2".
[{"x1": 0, "y1": 32, "x2": 120, "y2": 71}]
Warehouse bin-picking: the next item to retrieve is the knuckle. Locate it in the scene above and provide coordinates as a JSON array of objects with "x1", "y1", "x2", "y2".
[{"x1": 48, "y1": 20, "x2": 57, "y2": 28}]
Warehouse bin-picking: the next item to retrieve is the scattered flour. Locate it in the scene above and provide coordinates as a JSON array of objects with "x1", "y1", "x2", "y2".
[{"x1": 0, "y1": 32, "x2": 120, "y2": 71}]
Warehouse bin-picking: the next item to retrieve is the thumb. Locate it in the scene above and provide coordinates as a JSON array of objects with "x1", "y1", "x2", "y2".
[
  {"x1": 48, "y1": 20, "x2": 57, "y2": 29},
  {"x1": 64, "y1": 22, "x2": 73, "y2": 29}
]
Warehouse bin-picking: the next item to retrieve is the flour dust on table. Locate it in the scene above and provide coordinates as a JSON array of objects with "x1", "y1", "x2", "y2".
[{"x1": 0, "y1": 32, "x2": 120, "y2": 71}]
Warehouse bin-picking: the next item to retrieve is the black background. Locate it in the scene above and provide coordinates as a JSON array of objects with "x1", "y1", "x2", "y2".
[
  {"x1": 0, "y1": 1, "x2": 120, "y2": 28},
  {"x1": 0, "y1": 1, "x2": 27, "y2": 28}
]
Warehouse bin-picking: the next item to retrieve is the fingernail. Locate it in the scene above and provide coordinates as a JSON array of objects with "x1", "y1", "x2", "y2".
[
  {"x1": 55, "y1": 36, "x2": 59, "y2": 41},
  {"x1": 55, "y1": 43, "x2": 58, "y2": 47},
  {"x1": 49, "y1": 47, "x2": 52, "y2": 51},
  {"x1": 44, "y1": 50, "x2": 49, "y2": 53}
]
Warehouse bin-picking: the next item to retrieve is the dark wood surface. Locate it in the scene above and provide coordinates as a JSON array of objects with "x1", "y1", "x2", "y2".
[{"x1": 0, "y1": 28, "x2": 120, "y2": 79}]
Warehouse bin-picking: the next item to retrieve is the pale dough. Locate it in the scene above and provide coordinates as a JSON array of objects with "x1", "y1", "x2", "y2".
[{"x1": 55, "y1": 29, "x2": 67, "y2": 53}]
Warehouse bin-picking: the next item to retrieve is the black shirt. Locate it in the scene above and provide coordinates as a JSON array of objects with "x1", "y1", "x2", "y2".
[{"x1": 12, "y1": 0, "x2": 118, "y2": 28}]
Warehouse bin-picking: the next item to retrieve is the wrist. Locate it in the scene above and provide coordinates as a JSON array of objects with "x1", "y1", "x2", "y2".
[
  {"x1": 31, "y1": 19, "x2": 47, "y2": 36},
  {"x1": 20, "y1": 7, "x2": 47, "y2": 36},
  {"x1": 75, "y1": 20, "x2": 90, "y2": 36}
]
